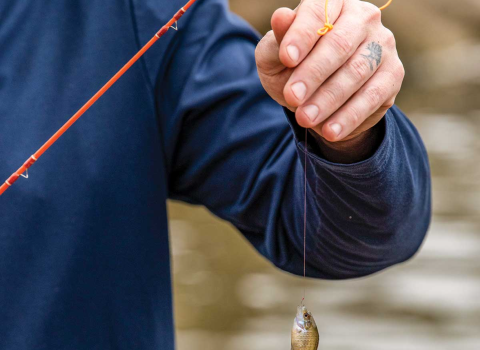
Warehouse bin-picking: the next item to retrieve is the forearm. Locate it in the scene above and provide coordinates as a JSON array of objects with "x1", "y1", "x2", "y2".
[
  {"x1": 165, "y1": 0, "x2": 430, "y2": 279},
  {"x1": 281, "y1": 106, "x2": 432, "y2": 279}
]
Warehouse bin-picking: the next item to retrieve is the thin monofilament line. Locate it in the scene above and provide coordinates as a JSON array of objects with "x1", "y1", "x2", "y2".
[{"x1": 303, "y1": 128, "x2": 308, "y2": 302}]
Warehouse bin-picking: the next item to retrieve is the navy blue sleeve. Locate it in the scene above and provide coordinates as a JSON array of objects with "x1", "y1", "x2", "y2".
[{"x1": 160, "y1": 0, "x2": 431, "y2": 279}]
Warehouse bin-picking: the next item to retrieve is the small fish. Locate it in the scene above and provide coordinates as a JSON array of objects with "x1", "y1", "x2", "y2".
[{"x1": 291, "y1": 305, "x2": 319, "y2": 350}]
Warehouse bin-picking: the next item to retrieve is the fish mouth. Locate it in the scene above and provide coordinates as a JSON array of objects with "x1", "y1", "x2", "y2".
[
  {"x1": 297, "y1": 305, "x2": 308, "y2": 315},
  {"x1": 294, "y1": 305, "x2": 317, "y2": 331},
  {"x1": 297, "y1": 305, "x2": 310, "y2": 319}
]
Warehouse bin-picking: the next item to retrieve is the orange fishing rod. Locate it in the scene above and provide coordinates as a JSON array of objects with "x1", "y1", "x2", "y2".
[
  {"x1": 1, "y1": 0, "x2": 393, "y2": 198},
  {"x1": 0, "y1": 0, "x2": 198, "y2": 197}
]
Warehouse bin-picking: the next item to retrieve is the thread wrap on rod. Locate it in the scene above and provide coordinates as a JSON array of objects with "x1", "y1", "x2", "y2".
[{"x1": 0, "y1": 0, "x2": 198, "y2": 197}]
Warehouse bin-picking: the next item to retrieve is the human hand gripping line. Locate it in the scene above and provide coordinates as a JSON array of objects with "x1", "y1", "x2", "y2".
[{"x1": 255, "y1": 0, "x2": 402, "y2": 159}]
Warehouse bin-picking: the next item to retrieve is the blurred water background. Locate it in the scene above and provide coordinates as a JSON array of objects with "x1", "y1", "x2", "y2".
[{"x1": 169, "y1": 1, "x2": 480, "y2": 349}]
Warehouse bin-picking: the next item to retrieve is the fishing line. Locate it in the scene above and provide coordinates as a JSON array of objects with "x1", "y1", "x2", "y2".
[
  {"x1": 0, "y1": 0, "x2": 198, "y2": 197},
  {"x1": 303, "y1": 129, "x2": 308, "y2": 304},
  {"x1": 318, "y1": 0, "x2": 394, "y2": 36},
  {"x1": 303, "y1": 0, "x2": 394, "y2": 304}
]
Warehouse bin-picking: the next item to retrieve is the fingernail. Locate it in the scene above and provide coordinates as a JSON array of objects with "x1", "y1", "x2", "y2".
[
  {"x1": 291, "y1": 82, "x2": 307, "y2": 101},
  {"x1": 303, "y1": 105, "x2": 319, "y2": 122},
  {"x1": 287, "y1": 45, "x2": 300, "y2": 63},
  {"x1": 330, "y1": 123, "x2": 342, "y2": 136}
]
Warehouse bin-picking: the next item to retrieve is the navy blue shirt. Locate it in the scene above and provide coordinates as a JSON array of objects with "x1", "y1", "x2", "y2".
[{"x1": 0, "y1": 0, "x2": 431, "y2": 349}]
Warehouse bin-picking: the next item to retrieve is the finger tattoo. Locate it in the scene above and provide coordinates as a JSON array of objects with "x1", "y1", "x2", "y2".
[{"x1": 361, "y1": 42, "x2": 383, "y2": 71}]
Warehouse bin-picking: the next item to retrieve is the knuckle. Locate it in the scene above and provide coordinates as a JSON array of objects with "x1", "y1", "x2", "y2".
[
  {"x1": 309, "y1": 60, "x2": 329, "y2": 83},
  {"x1": 329, "y1": 30, "x2": 355, "y2": 56},
  {"x1": 297, "y1": 25, "x2": 319, "y2": 50},
  {"x1": 309, "y1": 2, "x2": 327, "y2": 23},
  {"x1": 346, "y1": 106, "x2": 361, "y2": 126},
  {"x1": 255, "y1": 42, "x2": 267, "y2": 68},
  {"x1": 254, "y1": 45, "x2": 263, "y2": 66},
  {"x1": 321, "y1": 83, "x2": 343, "y2": 108},
  {"x1": 255, "y1": 31, "x2": 278, "y2": 73},
  {"x1": 348, "y1": 58, "x2": 371, "y2": 81},
  {"x1": 272, "y1": 8, "x2": 284, "y2": 21},
  {"x1": 384, "y1": 28, "x2": 396, "y2": 48},
  {"x1": 255, "y1": 32, "x2": 272, "y2": 57},
  {"x1": 264, "y1": 29, "x2": 276, "y2": 43},
  {"x1": 364, "y1": 85, "x2": 384, "y2": 108},
  {"x1": 395, "y1": 60, "x2": 406, "y2": 80},
  {"x1": 384, "y1": 99, "x2": 395, "y2": 109},
  {"x1": 362, "y1": 2, "x2": 382, "y2": 22},
  {"x1": 387, "y1": 60, "x2": 405, "y2": 83}
]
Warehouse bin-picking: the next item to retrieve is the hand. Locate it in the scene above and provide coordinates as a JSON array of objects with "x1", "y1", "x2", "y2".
[{"x1": 255, "y1": 0, "x2": 405, "y2": 143}]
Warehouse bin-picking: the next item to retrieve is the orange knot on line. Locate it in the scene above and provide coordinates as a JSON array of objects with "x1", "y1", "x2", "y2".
[
  {"x1": 317, "y1": 23, "x2": 333, "y2": 36},
  {"x1": 317, "y1": 0, "x2": 394, "y2": 36}
]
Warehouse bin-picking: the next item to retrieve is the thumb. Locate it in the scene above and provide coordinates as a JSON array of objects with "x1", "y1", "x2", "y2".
[{"x1": 271, "y1": 7, "x2": 296, "y2": 45}]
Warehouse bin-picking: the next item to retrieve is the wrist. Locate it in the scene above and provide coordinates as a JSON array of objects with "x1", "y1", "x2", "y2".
[{"x1": 309, "y1": 120, "x2": 385, "y2": 164}]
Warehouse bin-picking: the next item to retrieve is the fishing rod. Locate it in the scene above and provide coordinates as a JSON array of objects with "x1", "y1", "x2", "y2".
[
  {"x1": 0, "y1": 0, "x2": 198, "y2": 197},
  {"x1": 0, "y1": 0, "x2": 394, "y2": 198}
]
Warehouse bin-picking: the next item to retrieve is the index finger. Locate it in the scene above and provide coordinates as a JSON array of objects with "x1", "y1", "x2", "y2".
[{"x1": 279, "y1": 0, "x2": 344, "y2": 68}]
